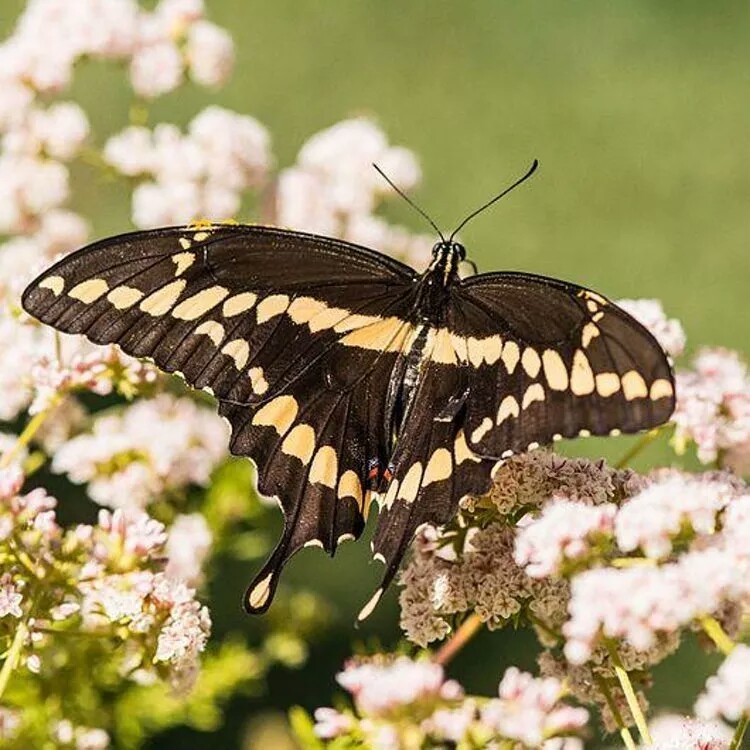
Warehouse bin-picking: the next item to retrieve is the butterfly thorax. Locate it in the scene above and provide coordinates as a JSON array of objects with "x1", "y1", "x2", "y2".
[{"x1": 414, "y1": 241, "x2": 464, "y2": 325}]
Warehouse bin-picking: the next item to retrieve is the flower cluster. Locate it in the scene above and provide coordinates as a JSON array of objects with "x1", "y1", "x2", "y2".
[
  {"x1": 673, "y1": 348, "x2": 750, "y2": 475},
  {"x1": 0, "y1": 0, "x2": 233, "y2": 101},
  {"x1": 695, "y1": 645, "x2": 750, "y2": 724},
  {"x1": 274, "y1": 118, "x2": 434, "y2": 268},
  {"x1": 52, "y1": 393, "x2": 228, "y2": 510},
  {"x1": 104, "y1": 107, "x2": 272, "y2": 228},
  {"x1": 313, "y1": 656, "x2": 587, "y2": 749},
  {"x1": 0, "y1": 473, "x2": 211, "y2": 718}
]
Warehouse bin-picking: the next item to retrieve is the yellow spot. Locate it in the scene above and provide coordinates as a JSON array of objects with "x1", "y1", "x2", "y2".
[
  {"x1": 483, "y1": 335, "x2": 503, "y2": 366},
  {"x1": 338, "y1": 470, "x2": 363, "y2": 508},
  {"x1": 582, "y1": 322, "x2": 600, "y2": 348},
  {"x1": 357, "y1": 588, "x2": 383, "y2": 621},
  {"x1": 171, "y1": 252, "x2": 194, "y2": 276},
  {"x1": 107, "y1": 285, "x2": 144, "y2": 309},
  {"x1": 542, "y1": 349, "x2": 569, "y2": 391},
  {"x1": 650, "y1": 378, "x2": 674, "y2": 401},
  {"x1": 454, "y1": 430, "x2": 481, "y2": 464},
  {"x1": 383, "y1": 479, "x2": 400, "y2": 509},
  {"x1": 252, "y1": 395, "x2": 298, "y2": 434},
  {"x1": 621, "y1": 370, "x2": 648, "y2": 400},
  {"x1": 304, "y1": 539, "x2": 324, "y2": 549},
  {"x1": 193, "y1": 231, "x2": 210, "y2": 242},
  {"x1": 450, "y1": 334, "x2": 468, "y2": 362},
  {"x1": 178, "y1": 237, "x2": 192, "y2": 250},
  {"x1": 194, "y1": 320, "x2": 225, "y2": 345},
  {"x1": 397, "y1": 462, "x2": 424, "y2": 503},
  {"x1": 281, "y1": 423, "x2": 316, "y2": 463},
  {"x1": 333, "y1": 313, "x2": 381, "y2": 333},
  {"x1": 248, "y1": 366, "x2": 268, "y2": 395},
  {"x1": 221, "y1": 339, "x2": 250, "y2": 369},
  {"x1": 139, "y1": 279, "x2": 187, "y2": 316},
  {"x1": 69, "y1": 278, "x2": 109, "y2": 303},
  {"x1": 308, "y1": 306, "x2": 349, "y2": 333},
  {"x1": 467, "y1": 337, "x2": 484, "y2": 368},
  {"x1": 497, "y1": 395, "x2": 520, "y2": 424},
  {"x1": 423, "y1": 448, "x2": 452, "y2": 486},
  {"x1": 172, "y1": 286, "x2": 229, "y2": 320},
  {"x1": 471, "y1": 417, "x2": 493, "y2": 443},
  {"x1": 585, "y1": 290, "x2": 607, "y2": 305},
  {"x1": 521, "y1": 347, "x2": 542, "y2": 378},
  {"x1": 592, "y1": 311, "x2": 605, "y2": 323},
  {"x1": 287, "y1": 296, "x2": 328, "y2": 324},
  {"x1": 596, "y1": 372, "x2": 621, "y2": 397},
  {"x1": 340, "y1": 317, "x2": 410, "y2": 352},
  {"x1": 256, "y1": 294, "x2": 290, "y2": 323},
  {"x1": 309, "y1": 446, "x2": 338, "y2": 488},
  {"x1": 223, "y1": 292, "x2": 257, "y2": 317},
  {"x1": 246, "y1": 573, "x2": 273, "y2": 609},
  {"x1": 586, "y1": 299, "x2": 598, "y2": 313},
  {"x1": 522, "y1": 383, "x2": 546, "y2": 409},
  {"x1": 570, "y1": 349, "x2": 595, "y2": 395},
  {"x1": 501, "y1": 341, "x2": 520, "y2": 374},
  {"x1": 431, "y1": 328, "x2": 457, "y2": 365},
  {"x1": 39, "y1": 276, "x2": 64, "y2": 296}
]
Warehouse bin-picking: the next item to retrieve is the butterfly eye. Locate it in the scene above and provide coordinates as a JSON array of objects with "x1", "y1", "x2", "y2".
[
  {"x1": 431, "y1": 242, "x2": 444, "y2": 258},
  {"x1": 453, "y1": 243, "x2": 466, "y2": 261}
]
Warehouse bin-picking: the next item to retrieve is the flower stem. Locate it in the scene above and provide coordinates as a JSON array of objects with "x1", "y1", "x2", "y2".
[
  {"x1": 0, "y1": 403, "x2": 57, "y2": 470},
  {"x1": 610, "y1": 557, "x2": 657, "y2": 568},
  {"x1": 0, "y1": 619, "x2": 28, "y2": 700},
  {"x1": 616, "y1": 428, "x2": 661, "y2": 469},
  {"x1": 699, "y1": 615, "x2": 735, "y2": 656},
  {"x1": 606, "y1": 641, "x2": 652, "y2": 745},
  {"x1": 729, "y1": 715, "x2": 748, "y2": 750},
  {"x1": 434, "y1": 613, "x2": 484, "y2": 666},
  {"x1": 594, "y1": 673, "x2": 638, "y2": 750}
]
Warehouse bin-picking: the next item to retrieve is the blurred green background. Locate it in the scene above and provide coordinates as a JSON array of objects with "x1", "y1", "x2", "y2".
[{"x1": 2, "y1": 1, "x2": 748, "y2": 747}]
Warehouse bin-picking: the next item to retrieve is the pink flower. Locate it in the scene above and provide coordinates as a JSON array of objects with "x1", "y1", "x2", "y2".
[
  {"x1": 648, "y1": 714, "x2": 732, "y2": 750},
  {"x1": 165, "y1": 513, "x2": 212, "y2": 584},
  {"x1": 695, "y1": 645, "x2": 750, "y2": 723},
  {"x1": 0, "y1": 574, "x2": 23, "y2": 618},
  {"x1": 97, "y1": 508, "x2": 167, "y2": 559},
  {"x1": 481, "y1": 667, "x2": 588, "y2": 746},
  {"x1": 186, "y1": 21, "x2": 234, "y2": 87},
  {"x1": 129, "y1": 41, "x2": 183, "y2": 98},
  {"x1": 614, "y1": 475, "x2": 734, "y2": 559},
  {"x1": 336, "y1": 656, "x2": 460, "y2": 719},
  {"x1": 313, "y1": 707, "x2": 352, "y2": 739},
  {"x1": 514, "y1": 497, "x2": 617, "y2": 577}
]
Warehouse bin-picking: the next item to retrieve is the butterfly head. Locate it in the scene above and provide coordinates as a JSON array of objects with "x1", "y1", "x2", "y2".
[{"x1": 432, "y1": 240, "x2": 466, "y2": 262}]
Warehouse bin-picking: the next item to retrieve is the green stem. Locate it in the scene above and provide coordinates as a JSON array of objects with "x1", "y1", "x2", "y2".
[
  {"x1": 434, "y1": 613, "x2": 484, "y2": 666},
  {"x1": 616, "y1": 428, "x2": 661, "y2": 469},
  {"x1": 0, "y1": 619, "x2": 29, "y2": 700},
  {"x1": 0, "y1": 403, "x2": 58, "y2": 470},
  {"x1": 610, "y1": 557, "x2": 657, "y2": 568},
  {"x1": 606, "y1": 641, "x2": 652, "y2": 745},
  {"x1": 594, "y1": 673, "x2": 638, "y2": 750},
  {"x1": 729, "y1": 715, "x2": 748, "y2": 750},
  {"x1": 700, "y1": 615, "x2": 735, "y2": 656}
]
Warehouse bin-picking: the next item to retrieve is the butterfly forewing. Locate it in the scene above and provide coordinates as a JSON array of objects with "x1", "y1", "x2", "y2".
[{"x1": 450, "y1": 272, "x2": 675, "y2": 458}]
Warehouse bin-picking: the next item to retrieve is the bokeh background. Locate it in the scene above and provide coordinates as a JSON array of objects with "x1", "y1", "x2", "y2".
[{"x1": 2, "y1": 1, "x2": 748, "y2": 748}]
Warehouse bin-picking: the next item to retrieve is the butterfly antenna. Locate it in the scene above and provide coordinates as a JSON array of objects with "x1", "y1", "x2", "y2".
[
  {"x1": 372, "y1": 163, "x2": 446, "y2": 243},
  {"x1": 449, "y1": 159, "x2": 539, "y2": 242}
]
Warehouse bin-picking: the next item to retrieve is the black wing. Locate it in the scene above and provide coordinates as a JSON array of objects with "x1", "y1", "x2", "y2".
[
  {"x1": 22, "y1": 223, "x2": 420, "y2": 612},
  {"x1": 362, "y1": 271, "x2": 675, "y2": 614},
  {"x1": 453, "y1": 271, "x2": 675, "y2": 456}
]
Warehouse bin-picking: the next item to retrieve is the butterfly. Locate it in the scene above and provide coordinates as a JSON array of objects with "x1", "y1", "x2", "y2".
[{"x1": 21, "y1": 161, "x2": 675, "y2": 620}]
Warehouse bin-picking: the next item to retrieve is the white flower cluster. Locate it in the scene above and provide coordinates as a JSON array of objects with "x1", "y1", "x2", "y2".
[
  {"x1": 0, "y1": 477, "x2": 211, "y2": 695},
  {"x1": 645, "y1": 714, "x2": 732, "y2": 750},
  {"x1": 275, "y1": 118, "x2": 434, "y2": 268},
  {"x1": 695, "y1": 645, "x2": 750, "y2": 725},
  {"x1": 104, "y1": 107, "x2": 272, "y2": 228},
  {"x1": 314, "y1": 656, "x2": 588, "y2": 749},
  {"x1": 0, "y1": 0, "x2": 233, "y2": 102},
  {"x1": 673, "y1": 348, "x2": 750, "y2": 475},
  {"x1": 400, "y1": 451, "x2": 639, "y2": 647},
  {"x1": 52, "y1": 393, "x2": 229, "y2": 509}
]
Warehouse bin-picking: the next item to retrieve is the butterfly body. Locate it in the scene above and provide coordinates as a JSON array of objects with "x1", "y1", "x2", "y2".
[{"x1": 22, "y1": 222, "x2": 675, "y2": 619}]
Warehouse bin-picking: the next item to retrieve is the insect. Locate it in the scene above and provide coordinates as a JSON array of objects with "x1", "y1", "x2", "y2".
[{"x1": 21, "y1": 161, "x2": 675, "y2": 620}]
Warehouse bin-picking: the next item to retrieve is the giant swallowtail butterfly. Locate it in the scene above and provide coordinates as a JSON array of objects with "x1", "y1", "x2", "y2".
[{"x1": 21, "y1": 161, "x2": 674, "y2": 619}]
